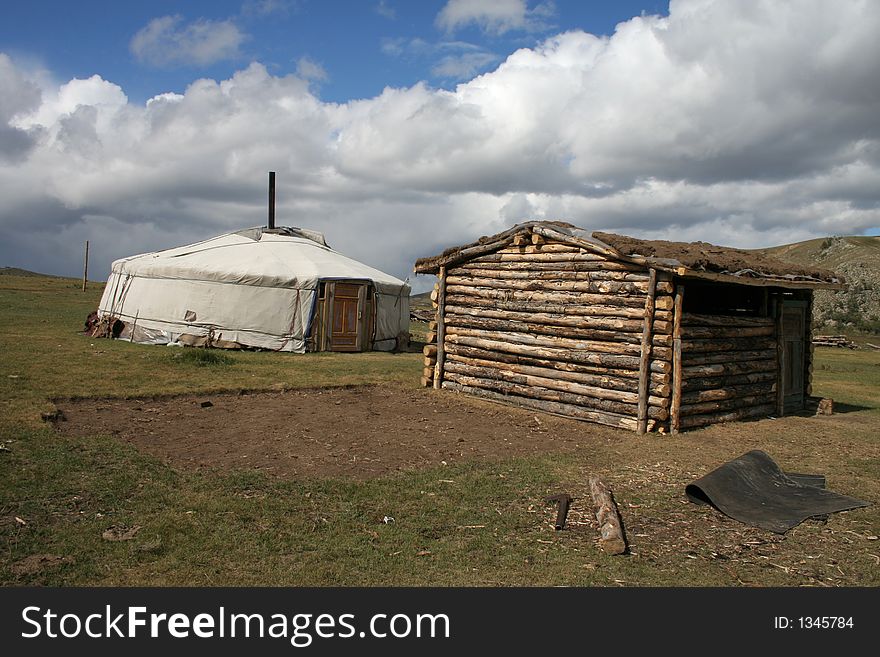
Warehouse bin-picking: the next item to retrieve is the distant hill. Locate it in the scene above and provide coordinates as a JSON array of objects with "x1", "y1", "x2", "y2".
[
  {"x1": 758, "y1": 236, "x2": 880, "y2": 333},
  {"x1": 0, "y1": 267, "x2": 52, "y2": 277}
]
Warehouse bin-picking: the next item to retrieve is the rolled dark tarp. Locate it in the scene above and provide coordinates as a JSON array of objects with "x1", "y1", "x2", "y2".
[{"x1": 685, "y1": 450, "x2": 870, "y2": 533}]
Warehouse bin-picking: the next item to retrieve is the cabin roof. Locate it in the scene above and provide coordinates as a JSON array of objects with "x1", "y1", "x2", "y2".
[{"x1": 413, "y1": 221, "x2": 845, "y2": 290}]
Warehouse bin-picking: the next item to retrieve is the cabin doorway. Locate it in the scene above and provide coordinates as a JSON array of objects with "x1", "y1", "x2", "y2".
[{"x1": 781, "y1": 300, "x2": 807, "y2": 412}]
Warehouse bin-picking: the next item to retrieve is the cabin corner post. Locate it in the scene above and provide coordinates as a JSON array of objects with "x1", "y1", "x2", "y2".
[
  {"x1": 670, "y1": 283, "x2": 685, "y2": 434},
  {"x1": 433, "y1": 266, "x2": 447, "y2": 390},
  {"x1": 637, "y1": 267, "x2": 658, "y2": 434}
]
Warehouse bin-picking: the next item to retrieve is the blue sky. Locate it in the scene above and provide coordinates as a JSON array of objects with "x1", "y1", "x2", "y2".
[
  {"x1": 1, "y1": 1, "x2": 878, "y2": 287},
  {"x1": 1, "y1": 0, "x2": 668, "y2": 104}
]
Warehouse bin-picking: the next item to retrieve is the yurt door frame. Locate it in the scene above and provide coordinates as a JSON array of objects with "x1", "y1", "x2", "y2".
[{"x1": 320, "y1": 279, "x2": 373, "y2": 352}]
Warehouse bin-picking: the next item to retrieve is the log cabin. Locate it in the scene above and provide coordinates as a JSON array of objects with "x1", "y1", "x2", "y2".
[{"x1": 414, "y1": 222, "x2": 846, "y2": 433}]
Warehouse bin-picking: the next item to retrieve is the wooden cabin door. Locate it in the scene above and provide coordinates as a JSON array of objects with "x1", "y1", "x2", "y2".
[
  {"x1": 781, "y1": 301, "x2": 807, "y2": 412},
  {"x1": 329, "y1": 282, "x2": 368, "y2": 352}
]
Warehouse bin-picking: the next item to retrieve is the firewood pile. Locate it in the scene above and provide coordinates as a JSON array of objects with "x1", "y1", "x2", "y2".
[{"x1": 812, "y1": 335, "x2": 858, "y2": 349}]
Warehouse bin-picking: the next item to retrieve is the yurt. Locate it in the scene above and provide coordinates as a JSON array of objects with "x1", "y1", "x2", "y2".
[{"x1": 97, "y1": 225, "x2": 410, "y2": 353}]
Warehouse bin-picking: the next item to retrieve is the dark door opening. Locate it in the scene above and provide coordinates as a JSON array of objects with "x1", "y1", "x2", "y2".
[{"x1": 781, "y1": 300, "x2": 807, "y2": 412}]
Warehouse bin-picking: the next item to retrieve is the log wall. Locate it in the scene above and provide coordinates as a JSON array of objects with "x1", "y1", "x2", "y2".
[
  {"x1": 677, "y1": 312, "x2": 777, "y2": 429},
  {"x1": 437, "y1": 240, "x2": 673, "y2": 431}
]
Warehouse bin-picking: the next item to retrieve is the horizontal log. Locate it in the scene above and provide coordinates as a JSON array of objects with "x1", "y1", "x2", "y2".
[
  {"x1": 425, "y1": 331, "x2": 437, "y2": 343},
  {"x1": 680, "y1": 337, "x2": 776, "y2": 354},
  {"x1": 677, "y1": 403, "x2": 776, "y2": 429},
  {"x1": 444, "y1": 308, "x2": 672, "y2": 343},
  {"x1": 442, "y1": 381, "x2": 650, "y2": 431},
  {"x1": 445, "y1": 316, "x2": 671, "y2": 349},
  {"x1": 445, "y1": 285, "x2": 674, "y2": 310},
  {"x1": 443, "y1": 372, "x2": 668, "y2": 420},
  {"x1": 445, "y1": 274, "x2": 673, "y2": 296},
  {"x1": 447, "y1": 286, "x2": 643, "y2": 308},
  {"x1": 680, "y1": 382, "x2": 775, "y2": 404},
  {"x1": 457, "y1": 260, "x2": 645, "y2": 273},
  {"x1": 682, "y1": 325, "x2": 776, "y2": 339},
  {"x1": 423, "y1": 356, "x2": 436, "y2": 367},
  {"x1": 680, "y1": 394, "x2": 775, "y2": 416},
  {"x1": 469, "y1": 252, "x2": 608, "y2": 264},
  {"x1": 423, "y1": 366, "x2": 436, "y2": 378},
  {"x1": 445, "y1": 294, "x2": 673, "y2": 321},
  {"x1": 443, "y1": 360, "x2": 669, "y2": 407},
  {"x1": 445, "y1": 343, "x2": 671, "y2": 387},
  {"x1": 420, "y1": 375, "x2": 433, "y2": 387},
  {"x1": 681, "y1": 359, "x2": 777, "y2": 377},
  {"x1": 681, "y1": 371, "x2": 777, "y2": 391},
  {"x1": 682, "y1": 313, "x2": 775, "y2": 328},
  {"x1": 497, "y1": 243, "x2": 579, "y2": 254},
  {"x1": 445, "y1": 326, "x2": 673, "y2": 361},
  {"x1": 446, "y1": 334, "x2": 672, "y2": 373},
  {"x1": 681, "y1": 349, "x2": 777, "y2": 365},
  {"x1": 447, "y1": 267, "x2": 651, "y2": 283},
  {"x1": 422, "y1": 344, "x2": 437, "y2": 357}
]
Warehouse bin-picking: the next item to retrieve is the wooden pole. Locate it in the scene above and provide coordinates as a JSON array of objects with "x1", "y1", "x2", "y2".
[
  {"x1": 670, "y1": 283, "x2": 684, "y2": 434},
  {"x1": 81, "y1": 240, "x2": 89, "y2": 292},
  {"x1": 637, "y1": 268, "x2": 657, "y2": 434},
  {"x1": 433, "y1": 266, "x2": 447, "y2": 390}
]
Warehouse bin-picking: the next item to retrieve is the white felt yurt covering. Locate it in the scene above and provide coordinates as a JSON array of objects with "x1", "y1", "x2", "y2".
[{"x1": 97, "y1": 227, "x2": 410, "y2": 352}]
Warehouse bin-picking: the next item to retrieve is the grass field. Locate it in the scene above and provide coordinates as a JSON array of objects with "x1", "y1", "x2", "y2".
[{"x1": 1, "y1": 274, "x2": 878, "y2": 586}]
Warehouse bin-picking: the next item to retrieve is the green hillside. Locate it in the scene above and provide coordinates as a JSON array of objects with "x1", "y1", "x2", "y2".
[{"x1": 758, "y1": 236, "x2": 880, "y2": 334}]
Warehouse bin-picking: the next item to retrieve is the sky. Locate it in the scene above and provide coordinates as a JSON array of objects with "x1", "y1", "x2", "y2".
[{"x1": 1, "y1": 0, "x2": 879, "y2": 293}]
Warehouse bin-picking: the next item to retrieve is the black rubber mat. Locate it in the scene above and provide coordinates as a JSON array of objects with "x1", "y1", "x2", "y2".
[{"x1": 685, "y1": 450, "x2": 870, "y2": 533}]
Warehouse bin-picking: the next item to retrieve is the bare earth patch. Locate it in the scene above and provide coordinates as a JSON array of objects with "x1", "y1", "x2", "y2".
[
  {"x1": 54, "y1": 384, "x2": 608, "y2": 480},
  {"x1": 46, "y1": 383, "x2": 880, "y2": 586}
]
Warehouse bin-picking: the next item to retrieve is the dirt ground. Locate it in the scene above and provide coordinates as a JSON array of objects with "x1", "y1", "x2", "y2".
[{"x1": 54, "y1": 384, "x2": 609, "y2": 480}]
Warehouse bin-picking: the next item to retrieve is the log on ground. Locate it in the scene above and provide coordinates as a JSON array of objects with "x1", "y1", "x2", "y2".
[{"x1": 588, "y1": 477, "x2": 627, "y2": 555}]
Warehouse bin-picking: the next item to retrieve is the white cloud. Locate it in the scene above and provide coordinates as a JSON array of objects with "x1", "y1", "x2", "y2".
[
  {"x1": 375, "y1": 1, "x2": 396, "y2": 20},
  {"x1": 241, "y1": 0, "x2": 294, "y2": 17},
  {"x1": 432, "y1": 51, "x2": 499, "y2": 80},
  {"x1": 0, "y1": 53, "x2": 43, "y2": 161},
  {"x1": 436, "y1": 0, "x2": 555, "y2": 35},
  {"x1": 295, "y1": 56, "x2": 327, "y2": 82},
  {"x1": 130, "y1": 15, "x2": 246, "y2": 67},
  {"x1": 1, "y1": 0, "x2": 880, "y2": 286},
  {"x1": 381, "y1": 37, "x2": 497, "y2": 81}
]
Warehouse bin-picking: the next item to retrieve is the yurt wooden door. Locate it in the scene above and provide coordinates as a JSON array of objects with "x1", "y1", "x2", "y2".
[{"x1": 323, "y1": 281, "x2": 372, "y2": 352}]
